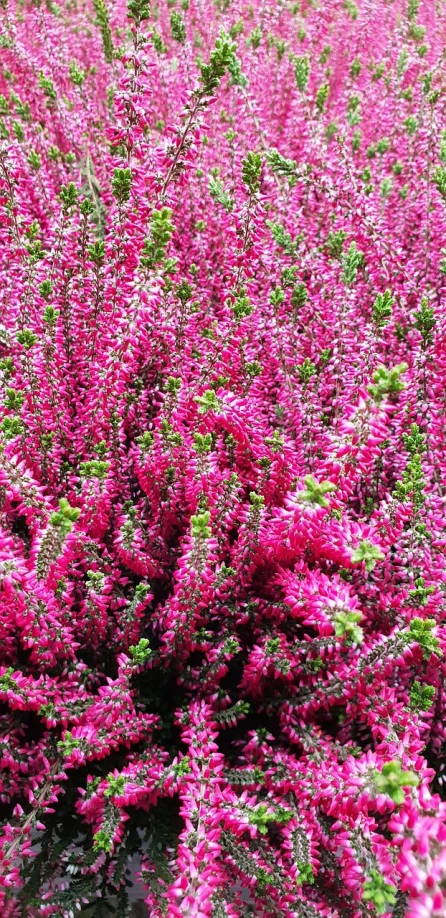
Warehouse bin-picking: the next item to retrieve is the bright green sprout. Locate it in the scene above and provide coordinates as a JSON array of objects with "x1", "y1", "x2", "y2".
[
  {"x1": 193, "y1": 432, "x2": 213, "y2": 454},
  {"x1": 404, "y1": 618, "x2": 441, "y2": 660},
  {"x1": 297, "y1": 475, "x2": 337, "y2": 508},
  {"x1": 367, "y1": 363, "x2": 407, "y2": 403},
  {"x1": 408, "y1": 577, "x2": 434, "y2": 606},
  {"x1": 199, "y1": 31, "x2": 238, "y2": 96},
  {"x1": 373, "y1": 760, "x2": 419, "y2": 805},
  {"x1": 341, "y1": 241, "x2": 364, "y2": 285},
  {"x1": 170, "y1": 11, "x2": 186, "y2": 42},
  {"x1": 334, "y1": 610, "x2": 364, "y2": 645},
  {"x1": 93, "y1": 0, "x2": 114, "y2": 62},
  {"x1": 409, "y1": 681, "x2": 435, "y2": 712},
  {"x1": 195, "y1": 390, "x2": 220, "y2": 413},
  {"x1": 294, "y1": 55, "x2": 310, "y2": 92},
  {"x1": 191, "y1": 511, "x2": 211, "y2": 539},
  {"x1": 414, "y1": 296, "x2": 435, "y2": 347},
  {"x1": 403, "y1": 423, "x2": 425, "y2": 455},
  {"x1": 112, "y1": 168, "x2": 132, "y2": 205},
  {"x1": 129, "y1": 638, "x2": 152, "y2": 665},
  {"x1": 104, "y1": 775, "x2": 126, "y2": 799},
  {"x1": 297, "y1": 359, "x2": 316, "y2": 386},
  {"x1": 350, "y1": 540, "x2": 384, "y2": 572},
  {"x1": 372, "y1": 290, "x2": 394, "y2": 328},
  {"x1": 50, "y1": 498, "x2": 80, "y2": 535},
  {"x1": 315, "y1": 82, "x2": 329, "y2": 112},
  {"x1": 362, "y1": 870, "x2": 397, "y2": 915},
  {"x1": 57, "y1": 731, "x2": 81, "y2": 757},
  {"x1": 60, "y1": 182, "x2": 78, "y2": 210},
  {"x1": 242, "y1": 151, "x2": 262, "y2": 194}
]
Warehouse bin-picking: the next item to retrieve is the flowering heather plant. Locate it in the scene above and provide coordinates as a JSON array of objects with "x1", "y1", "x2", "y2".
[{"x1": 1, "y1": 0, "x2": 446, "y2": 915}]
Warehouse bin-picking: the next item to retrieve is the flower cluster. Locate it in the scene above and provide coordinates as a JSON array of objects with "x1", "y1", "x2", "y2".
[{"x1": 0, "y1": 0, "x2": 446, "y2": 915}]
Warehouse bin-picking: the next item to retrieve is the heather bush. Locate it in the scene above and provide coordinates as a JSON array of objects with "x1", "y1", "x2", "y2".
[{"x1": 1, "y1": 0, "x2": 446, "y2": 915}]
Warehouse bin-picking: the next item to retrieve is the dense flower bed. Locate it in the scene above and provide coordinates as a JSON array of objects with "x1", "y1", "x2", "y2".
[{"x1": 1, "y1": 0, "x2": 446, "y2": 914}]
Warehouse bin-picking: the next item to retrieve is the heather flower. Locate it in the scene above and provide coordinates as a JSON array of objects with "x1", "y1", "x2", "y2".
[{"x1": 0, "y1": 0, "x2": 445, "y2": 913}]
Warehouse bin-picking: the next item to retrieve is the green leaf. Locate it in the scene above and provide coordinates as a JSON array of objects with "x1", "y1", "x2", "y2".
[
  {"x1": 129, "y1": 638, "x2": 152, "y2": 665},
  {"x1": 92, "y1": 0, "x2": 114, "y2": 62},
  {"x1": 60, "y1": 182, "x2": 78, "y2": 210},
  {"x1": 362, "y1": 870, "x2": 397, "y2": 915},
  {"x1": 409, "y1": 681, "x2": 435, "y2": 712},
  {"x1": 191, "y1": 511, "x2": 211, "y2": 539},
  {"x1": 297, "y1": 358, "x2": 316, "y2": 386},
  {"x1": 294, "y1": 55, "x2": 310, "y2": 92},
  {"x1": 127, "y1": 0, "x2": 150, "y2": 25},
  {"x1": 334, "y1": 610, "x2": 364, "y2": 645},
  {"x1": 242, "y1": 151, "x2": 262, "y2": 194},
  {"x1": 350, "y1": 540, "x2": 384, "y2": 572},
  {"x1": 372, "y1": 290, "x2": 393, "y2": 328},
  {"x1": 325, "y1": 229, "x2": 346, "y2": 259},
  {"x1": 297, "y1": 475, "x2": 336, "y2": 508},
  {"x1": 199, "y1": 31, "x2": 237, "y2": 95},
  {"x1": 315, "y1": 82, "x2": 329, "y2": 112},
  {"x1": 267, "y1": 148, "x2": 298, "y2": 185},
  {"x1": 341, "y1": 241, "x2": 364, "y2": 285},
  {"x1": 367, "y1": 363, "x2": 408, "y2": 403},
  {"x1": 373, "y1": 760, "x2": 418, "y2": 805},
  {"x1": 170, "y1": 11, "x2": 186, "y2": 42},
  {"x1": 209, "y1": 175, "x2": 234, "y2": 211},
  {"x1": 195, "y1": 390, "x2": 220, "y2": 414},
  {"x1": 404, "y1": 617, "x2": 441, "y2": 660},
  {"x1": 112, "y1": 168, "x2": 132, "y2": 205},
  {"x1": 414, "y1": 296, "x2": 435, "y2": 346},
  {"x1": 104, "y1": 775, "x2": 126, "y2": 798},
  {"x1": 403, "y1": 423, "x2": 425, "y2": 455},
  {"x1": 193, "y1": 432, "x2": 213, "y2": 454},
  {"x1": 50, "y1": 498, "x2": 80, "y2": 534}
]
